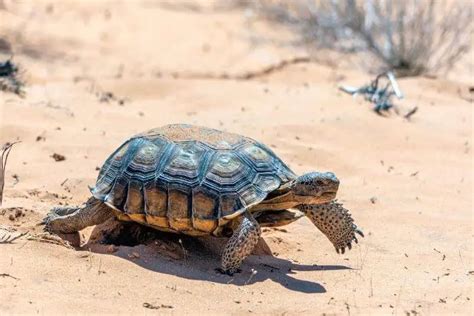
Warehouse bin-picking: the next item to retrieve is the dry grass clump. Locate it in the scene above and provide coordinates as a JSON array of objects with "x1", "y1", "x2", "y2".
[{"x1": 241, "y1": 0, "x2": 472, "y2": 76}]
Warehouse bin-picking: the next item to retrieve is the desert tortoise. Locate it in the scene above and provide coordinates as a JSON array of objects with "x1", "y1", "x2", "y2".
[{"x1": 45, "y1": 124, "x2": 363, "y2": 274}]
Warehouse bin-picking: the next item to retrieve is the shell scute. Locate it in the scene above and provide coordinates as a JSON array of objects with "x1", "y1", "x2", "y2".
[
  {"x1": 167, "y1": 188, "x2": 192, "y2": 230},
  {"x1": 143, "y1": 182, "x2": 167, "y2": 217},
  {"x1": 125, "y1": 180, "x2": 144, "y2": 214},
  {"x1": 203, "y1": 152, "x2": 251, "y2": 189}
]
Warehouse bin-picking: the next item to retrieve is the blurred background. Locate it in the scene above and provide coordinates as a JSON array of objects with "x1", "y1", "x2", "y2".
[
  {"x1": 0, "y1": 0, "x2": 472, "y2": 76},
  {"x1": 1, "y1": 0, "x2": 472, "y2": 81}
]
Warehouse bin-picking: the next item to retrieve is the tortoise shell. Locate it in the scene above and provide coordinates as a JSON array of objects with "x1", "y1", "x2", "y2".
[{"x1": 91, "y1": 124, "x2": 296, "y2": 236}]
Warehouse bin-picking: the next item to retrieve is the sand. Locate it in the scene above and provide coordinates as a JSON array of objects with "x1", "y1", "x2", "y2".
[{"x1": 0, "y1": 1, "x2": 472, "y2": 315}]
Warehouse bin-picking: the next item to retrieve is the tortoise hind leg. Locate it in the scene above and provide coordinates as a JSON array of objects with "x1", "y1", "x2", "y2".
[
  {"x1": 44, "y1": 197, "x2": 114, "y2": 234},
  {"x1": 220, "y1": 212, "x2": 261, "y2": 275}
]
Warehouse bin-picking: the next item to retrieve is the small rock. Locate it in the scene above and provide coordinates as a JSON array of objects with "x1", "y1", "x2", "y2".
[
  {"x1": 14, "y1": 209, "x2": 23, "y2": 218},
  {"x1": 51, "y1": 153, "x2": 66, "y2": 162}
]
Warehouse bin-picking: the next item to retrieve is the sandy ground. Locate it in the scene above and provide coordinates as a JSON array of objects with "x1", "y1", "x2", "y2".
[{"x1": 0, "y1": 1, "x2": 472, "y2": 315}]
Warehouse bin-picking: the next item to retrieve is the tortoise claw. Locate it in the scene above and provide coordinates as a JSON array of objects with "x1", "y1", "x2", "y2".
[
  {"x1": 215, "y1": 268, "x2": 241, "y2": 276},
  {"x1": 347, "y1": 243, "x2": 352, "y2": 250},
  {"x1": 356, "y1": 229, "x2": 365, "y2": 237}
]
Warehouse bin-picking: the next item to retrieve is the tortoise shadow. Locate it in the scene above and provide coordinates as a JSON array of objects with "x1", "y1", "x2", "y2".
[{"x1": 79, "y1": 221, "x2": 351, "y2": 294}]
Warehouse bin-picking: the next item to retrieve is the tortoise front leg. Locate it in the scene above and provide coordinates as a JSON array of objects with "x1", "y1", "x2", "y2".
[
  {"x1": 220, "y1": 212, "x2": 261, "y2": 275},
  {"x1": 44, "y1": 197, "x2": 114, "y2": 234},
  {"x1": 299, "y1": 201, "x2": 364, "y2": 254}
]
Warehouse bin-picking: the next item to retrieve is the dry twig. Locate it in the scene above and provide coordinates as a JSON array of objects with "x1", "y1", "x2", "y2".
[
  {"x1": 0, "y1": 142, "x2": 19, "y2": 206},
  {"x1": 404, "y1": 106, "x2": 418, "y2": 120},
  {"x1": 0, "y1": 273, "x2": 19, "y2": 280},
  {"x1": 27, "y1": 233, "x2": 74, "y2": 249},
  {"x1": 0, "y1": 230, "x2": 27, "y2": 243}
]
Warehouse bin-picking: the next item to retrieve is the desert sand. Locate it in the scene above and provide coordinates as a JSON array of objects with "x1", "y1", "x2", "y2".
[{"x1": 0, "y1": 1, "x2": 472, "y2": 315}]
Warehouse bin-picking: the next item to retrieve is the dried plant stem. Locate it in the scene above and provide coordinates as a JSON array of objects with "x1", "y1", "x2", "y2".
[
  {"x1": 0, "y1": 142, "x2": 19, "y2": 207},
  {"x1": 0, "y1": 231, "x2": 27, "y2": 243},
  {"x1": 26, "y1": 233, "x2": 74, "y2": 249}
]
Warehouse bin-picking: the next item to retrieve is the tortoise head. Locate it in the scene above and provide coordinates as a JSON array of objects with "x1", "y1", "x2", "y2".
[{"x1": 291, "y1": 172, "x2": 339, "y2": 204}]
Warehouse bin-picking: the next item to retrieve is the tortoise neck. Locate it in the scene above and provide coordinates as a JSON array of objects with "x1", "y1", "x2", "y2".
[{"x1": 250, "y1": 191, "x2": 299, "y2": 211}]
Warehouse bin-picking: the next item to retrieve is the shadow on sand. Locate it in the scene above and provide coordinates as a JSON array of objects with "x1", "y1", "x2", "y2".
[{"x1": 67, "y1": 219, "x2": 351, "y2": 294}]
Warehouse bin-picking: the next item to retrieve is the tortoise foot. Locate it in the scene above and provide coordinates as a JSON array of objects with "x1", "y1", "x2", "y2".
[{"x1": 215, "y1": 268, "x2": 242, "y2": 276}]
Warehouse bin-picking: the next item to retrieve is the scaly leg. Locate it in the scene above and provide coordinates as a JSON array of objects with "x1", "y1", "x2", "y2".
[
  {"x1": 44, "y1": 197, "x2": 114, "y2": 234},
  {"x1": 299, "y1": 201, "x2": 364, "y2": 254},
  {"x1": 220, "y1": 212, "x2": 261, "y2": 275}
]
